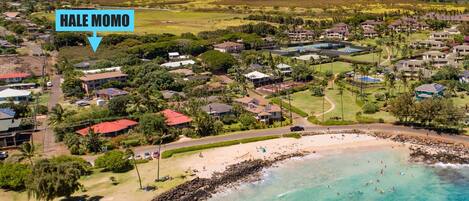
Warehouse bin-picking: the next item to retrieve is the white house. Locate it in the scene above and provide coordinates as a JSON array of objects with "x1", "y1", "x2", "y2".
[
  {"x1": 0, "y1": 88, "x2": 31, "y2": 103},
  {"x1": 244, "y1": 71, "x2": 271, "y2": 86},
  {"x1": 276, "y1": 63, "x2": 292, "y2": 75},
  {"x1": 453, "y1": 45, "x2": 469, "y2": 56},
  {"x1": 430, "y1": 31, "x2": 450, "y2": 41},
  {"x1": 161, "y1": 60, "x2": 196, "y2": 69},
  {"x1": 168, "y1": 52, "x2": 180, "y2": 60}
]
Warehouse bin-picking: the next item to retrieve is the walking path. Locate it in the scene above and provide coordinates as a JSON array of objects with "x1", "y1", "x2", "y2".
[{"x1": 315, "y1": 96, "x2": 335, "y2": 117}]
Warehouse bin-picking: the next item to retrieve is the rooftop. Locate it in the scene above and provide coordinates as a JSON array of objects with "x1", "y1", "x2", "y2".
[
  {"x1": 0, "y1": 72, "x2": 30, "y2": 80},
  {"x1": 415, "y1": 83, "x2": 445, "y2": 93},
  {"x1": 160, "y1": 109, "x2": 192, "y2": 126},
  {"x1": 244, "y1": 71, "x2": 270, "y2": 79},
  {"x1": 214, "y1": 41, "x2": 243, "y2": 49},
  {"x1": 0, "y1": 88, "x2": 31, "y2": 99},
  {"x1": 76, "y1": 119, "x2": 138, "y2": 136},
  {"x1": 201, "y1": 103, "x2": 233, "y2": 114},
  {"x1": 161, "y1": 60, "x2": 195, "y2": 68},
  {"x1": 79, "y1": 71, "x2": 127, "y2": 82},
  {"x1": 96, "y1": 88, "x2": 128, "y2": 97}
]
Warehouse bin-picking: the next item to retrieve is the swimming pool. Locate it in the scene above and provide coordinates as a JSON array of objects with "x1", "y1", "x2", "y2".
[{"x1": 359, "y1": 76, "x2": 382, "y2": 83}]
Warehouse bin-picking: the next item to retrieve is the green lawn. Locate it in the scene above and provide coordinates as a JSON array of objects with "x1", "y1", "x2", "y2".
[
  {"x1": 451, "y1": 92, "x2": 469, "y2": 108},
  {"x1": 312, "y1": 62, "x2": 352, "y2": 74},
  {"x1": 286, "y1": 90, "x2": 331, "y2": 116},
  {"x1": 341, "y1": 52, "x2": 384, "y2": 63},
  {"x1": 322, "y1": 87, "x2": 362, "y2": 121},
  {"x1": 33, "y1": 9, "x2": 247, "y2": 35}
]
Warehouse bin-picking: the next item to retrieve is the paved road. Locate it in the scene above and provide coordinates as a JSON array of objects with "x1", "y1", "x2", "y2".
[
  {"x1": 126, "y1": 123, "x2": 469, "y2": 158},
  {"x1": 42, "y1": 74, "x2": 66, "y2": 156}
]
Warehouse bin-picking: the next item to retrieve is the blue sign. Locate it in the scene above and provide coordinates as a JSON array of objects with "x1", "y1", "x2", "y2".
[{"x1": 55, "y1": 9, "x2": 135, "y2": 52}]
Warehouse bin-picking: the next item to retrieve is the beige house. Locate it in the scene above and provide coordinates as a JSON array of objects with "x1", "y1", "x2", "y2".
[{"x1": 213, "y1": 42, "x2": 245, "y2": 53}]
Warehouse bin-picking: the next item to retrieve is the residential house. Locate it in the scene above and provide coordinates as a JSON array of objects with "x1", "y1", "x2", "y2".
[
  {"x1": 161, "y1": 60, "x2": 196, "y2": 69},
  {"x1": 95, "y1": 88, "x2": 128, "y2": 100},
  {"x1": 168, "y1": 52, "x2": 180, "y2": 60},
  {"x1": 423, "y1": 12, "x2": 469, "y2": 22},
  {"x1": 3, "y1": 12, "x2": 20, "y2": 20},
  {"x1": 322, "y1": 23, "x2": 350, "y2": 40},
  {"x1": 422, "y1": 51, "x2": 454, "y2": 68},
  {"x1": 244, "y1": 71, "x2": 271, "y2": 87},
  {"x1": 430, "y1": 31, "x2": 450, "y2": 41},
  {"x1": 213, "y1": 41, "x2": 245, "y2": 53},
  {"x1": 0, "y1": 72, "x2": 30, "y2": 83},
  {"x1": 276, "y1": 63, "x2": 292, "y2": 76},
  {"x1": 0, "y1": 109, "x2": 31, "y2": 148},
  {"x1": 0, "y1": 88, "x2": 31, "y2": 103},
  {"x1": 388, "y1": 17, "x2": 428, "y2": 33},
  {"x1": 0, "y1": 40, "x2": 15, "y2": 48},
  {"x1": 234, "y1": 97, "x2": 282, "y2": 123},
  {"x1": 160, "y1": 109, "x2": 192, "y2": 128},
  {"x1": 79, "y1": 71, "x2": 128, "y2": 94},
  {"x1": 363, "y1": 29, "x2": 379, "y2": 38},
  {"x1": 287, "y1": 29, "x2": 315, "y2": 41},
  {"x1": 460, "y1": 70, "x2": 469, "y2": 83},
  {"x1": 81, "y1": 67, "x2": 121, "y2": 75},
  {"x1": 201, "y1": 103, "x2": 232, "y2": 117},
  {"x1": 453, "y1": 45, "x2": 469, "y2": 57},
  {"x1": 394, "y1": 61, "x2": 432, "y2": 78},
  {"x1": 360, "y1": 20, "x2": 383, "y2": 30},
  {"x1": 415, "y1": 83, "x2": 445, "y2": 99},
  {"x1": 73, "y1": 60, "x2": 97, "y2": 69},
  {"x1": 161, "y1": 90, "x2": 186, "y2": 100},
  {"x1": 76, "y1": 119, "x2": 138, "y2": 137},
  {"x1": 412, "y1": 40, "x2": 447, "y2": 50},
  {"x1": 397, "y1": 59, "x2": 425, "y2": 69}
]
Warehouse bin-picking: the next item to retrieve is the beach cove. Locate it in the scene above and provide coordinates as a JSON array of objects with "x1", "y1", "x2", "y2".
[{"x1": 154, "y1": 131, "x2": 469, "y2": 201}]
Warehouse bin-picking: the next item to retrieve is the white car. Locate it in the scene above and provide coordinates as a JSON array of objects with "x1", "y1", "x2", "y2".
[{"x1": 46, "y1": 81, "x2": 52, "y2": 87}]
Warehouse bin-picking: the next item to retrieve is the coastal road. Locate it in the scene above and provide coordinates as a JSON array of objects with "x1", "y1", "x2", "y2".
[{"x1": 126, "y1": 123, "x2": 469, "y2": 158}]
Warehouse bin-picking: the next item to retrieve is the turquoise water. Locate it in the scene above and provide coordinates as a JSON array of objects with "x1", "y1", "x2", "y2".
[{"x1": 210, "y1": 147, "x2": 469, "y2": 201}]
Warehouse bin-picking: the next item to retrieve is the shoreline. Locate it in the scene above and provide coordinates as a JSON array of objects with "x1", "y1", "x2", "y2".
[{"x1": 153, "y1": 130, "x2": 469, "y2": 201}]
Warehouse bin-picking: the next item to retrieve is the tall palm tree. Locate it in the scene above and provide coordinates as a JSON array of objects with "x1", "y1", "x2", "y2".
[
  {"x1": 125, "y1": 149, "x2": 143, "y2": 189},
  {"x1": 48, "y1": 104, "x2": 66, "y2": 126},
  {"x1": 20, "y1": 142, "x2": 35, "y2": 166},
  {"x1": 338, "y1": 86, "x2": 345, "y2": 121}
]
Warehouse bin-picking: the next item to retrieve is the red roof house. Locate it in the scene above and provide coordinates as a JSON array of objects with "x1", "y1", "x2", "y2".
[
  {"x1": 160, "y1": 109, "x2": 192, "y2": 127},
  {"x1": 0, "y1": 73, "x2": 31, "y2": 83},
  {"x1": 76, "y1": 119, "x2": 138, "y2": 137}
]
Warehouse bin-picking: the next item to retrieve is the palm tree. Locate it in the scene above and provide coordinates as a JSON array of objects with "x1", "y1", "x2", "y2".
[
  {"x1": 20, "y1": 142, "x2": 35, "y2": 166},
  {"x1": 338, "y1": 86, "x2": 345, "y2": 121},
  {"x1": 48, "y1": 104, "x2": 66, "y2": 125},
  {"x1": 125, "y1": 148, "x2": 143, "y2": 189},
  {"x1": 399, "y1": 71, "x2": 408, "y2": 92}
]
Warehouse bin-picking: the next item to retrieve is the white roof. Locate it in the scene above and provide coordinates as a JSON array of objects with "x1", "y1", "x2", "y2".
[
  {"x1": 0, "y1": 88, "x2": 31, "y2": 98},
  {"x1": 161, "y1": 60, "x2": 195, "y2": 68},
  {"x1": 168, "y1": 52, "x2": 180, "y2": 56},
  {"x1": 81, "y1": 67, "x2": 121, "y2": 74},
  {"x1": 276, "y1": 63, "x2": 291, "y2": 69},
  {"x1": 244, "y1": 71, "x2": 270, "y2": 79}
]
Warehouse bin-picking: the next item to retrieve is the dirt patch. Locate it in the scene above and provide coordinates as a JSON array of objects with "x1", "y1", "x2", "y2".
[{"x1": 0, "y1": 56, "x2": 45, "y2": 76}]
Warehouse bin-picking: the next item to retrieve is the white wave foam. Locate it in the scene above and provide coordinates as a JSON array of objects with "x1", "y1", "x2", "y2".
[{"x1": 432, "y1": 162, "x2": 469, "y2": 169}]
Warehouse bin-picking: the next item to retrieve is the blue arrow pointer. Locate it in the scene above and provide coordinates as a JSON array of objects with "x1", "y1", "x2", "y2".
[{"x1": 87, "y1": 31, "x2": 102, "y2": 52}]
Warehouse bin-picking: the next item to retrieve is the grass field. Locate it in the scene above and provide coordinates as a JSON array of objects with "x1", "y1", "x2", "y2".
[
  {"x1": 341, "y1": 52, "x2": 383, "y2": 63},
  {"x1": 215, "y1": 0, "x2": 418, "y2": 8},
  {"x1": 312, "y1": 61, "x2": 353, "y2": 74},
  {"x1": 33, "y1": 9, "x2": 247, "y2": 35},
  {"x1": 286, "y1": 90, "x2": 332, "y2": 116}
]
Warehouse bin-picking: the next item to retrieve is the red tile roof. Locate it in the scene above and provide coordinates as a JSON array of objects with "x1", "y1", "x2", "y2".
[
  {"x1": 76, "y1": 119, "x2": 138, "y2": 136},
  {"x1": 0, "y1": 73, "x2": 30, "y2": 80},
  {"x1": 160, "y1": 109, "x2": 192, "y2": 126}
]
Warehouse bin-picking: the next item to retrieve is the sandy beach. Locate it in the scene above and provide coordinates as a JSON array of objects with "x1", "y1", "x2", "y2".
[{"x1": 177, "y1": 134, "x2": 401, "y2": 178}]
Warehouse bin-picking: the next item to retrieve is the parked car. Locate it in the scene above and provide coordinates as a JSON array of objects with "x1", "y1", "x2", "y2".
[
  {"x1": 46, "y1": 81, "x2": 53, "y2": 87},
  {"x1": 76, "y1": 100, "x2": 90, "y2": 107},
  {"x1": 144, "y1": 152, "x2": 152, "y2": 160},
  {"x1": 290, "y1": 125, "x2": 305, "y2": 132},
  {"x1": 0, "y1": 151, "x2": 8, "y2": 160},
  {"x1": 134, "y1": 155, "x2": 142, "y2": 160},
  {"x1": 152, "y1": 151, "x2": 160, "y2": 159}
]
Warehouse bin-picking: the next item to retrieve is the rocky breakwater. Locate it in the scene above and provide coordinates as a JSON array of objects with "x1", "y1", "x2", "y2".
[
  {"x1": 152, "y1": 153, "x2": 305, "y2": 201},
  {"x1": 371, "y1": 132, "x2": 469, "y2": 164}
]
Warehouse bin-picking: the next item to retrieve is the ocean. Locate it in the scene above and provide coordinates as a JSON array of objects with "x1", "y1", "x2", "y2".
[{"x1": 209, "y1": 147, "x2": 469, "y2": 201}]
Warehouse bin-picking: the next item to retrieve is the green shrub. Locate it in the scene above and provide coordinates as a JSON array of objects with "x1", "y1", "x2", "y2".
[
  {"x1": 95, "y1": 151, "x2": 133, "y2": 173},
  {"x1": 362, "y1": 103, "x2": 379, "y2": 114},
  {"x1": 121, "y1": 139, "x2": 141, "y2": 147},
  {"x1": 0, "y1": 163, "x2": 31, "y2": 190},
  {"x1": 162, "y1": 135, "x2": 280, "y2": 158},
  {"x1": 283, "y1": 133, "x2": 301, "y2": 139},
  {"x1": 49, "y1": 155, "x2": 92, "y2": 176}
]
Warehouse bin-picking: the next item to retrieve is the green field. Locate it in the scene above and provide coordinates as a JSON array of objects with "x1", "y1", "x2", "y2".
[
  {"x1": 33, "y1": 9, "x2": 247, "y2": 35},
  {"x1": 286, "y1": 90, "x2": 331, "y2": 116},
  {"x1": 312, "y1": 61, "x2": 353, "y2": 74},
  {"x1": 341, "y1": 52, "x2": 383, "y2": 63}
]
